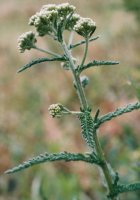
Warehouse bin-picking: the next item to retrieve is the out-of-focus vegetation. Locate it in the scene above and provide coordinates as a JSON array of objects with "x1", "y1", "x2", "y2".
[
  {"x1": 0, "y1": 0, "x2": 139, "y2": 199},
  {"x1": 123, "y1": 0, "x2": 140, "y2": 22}
]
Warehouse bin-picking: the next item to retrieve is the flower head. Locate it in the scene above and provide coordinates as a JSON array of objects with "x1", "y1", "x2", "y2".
[
  {"x1": 48, "y1": 103, "x2": 64, "y2": 118},
  {"x1": 65, "y1": 13, "x2": 80, "y2": 30},
  {"x1": 28, "y1": 3, "x2": 76, "y2": 37},
  {"x1": 74, "y1": 17, "x2": 96, "y2": 38},
  {"x1": 41, "y1": 4, "x2": 57, "y2": 11},
  {"x1": 57, "y1": 3, "x2": 75, "y2": 17},
  {"x1": 17, "y1": 31, "x2": 37, "y2": 53},
  {"x1": 29, "y1": 9, "x2": 58, "y2": 36}
]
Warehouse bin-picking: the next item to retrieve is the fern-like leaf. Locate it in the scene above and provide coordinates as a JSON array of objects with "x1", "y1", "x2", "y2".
[
  {"x1": 96, "y1": 102, "x2": 140, "y2": 128},
  {"x1": 69, "y1": 36, "x2": 99, "y2": 49},
  {"x1": 78, "y1": 60, "x2": 119, "y2": 73},
  {"x1": 78, "y1": 112, "x2": 95, "y2": 149},
  {"x1": 17, "y1": 56, "x2": 66, "y2": 73},
  {"x1": 117, "y1": 182, "x2": 140, "y2": 194},
  {"x1": 108, "y1": 182, "x2": 140, "y2": 199},
  {"x1": 5, "y1": 151, "x2": 102, "y2": 174}
]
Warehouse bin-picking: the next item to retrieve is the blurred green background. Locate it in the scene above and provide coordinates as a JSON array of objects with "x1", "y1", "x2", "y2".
[{"x1": 0, "y1": 0, "x2": 140, "y2": 199}]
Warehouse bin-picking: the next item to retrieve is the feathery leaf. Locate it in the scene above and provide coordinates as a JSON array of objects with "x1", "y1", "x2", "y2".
[
  {"x1": 78, "y1": 60, "x2": 119, "y2": 73},
  {"x1": 5, "y1": 151, "x2": 101, "y2": 174},
  {"x1": 108, "y1": 182, "x2": 140, "y2": 199},
  {"x1": 17, "y1": 56, "x2": 66, "y2": 73},
  {"x1": 96, "y1": 102, "x2": 140, "y2": 128},
  {"x1": 117, "y1": 182, "x2": 140, "y2": 194},
  {"x1": 78, "y1": 112, "x2": 95, "y2": 149},
  {"x1": 69, "y1": 36, "x2": 99, "y2": 49}
]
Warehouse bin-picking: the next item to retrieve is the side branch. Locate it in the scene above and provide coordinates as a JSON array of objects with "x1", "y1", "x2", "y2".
[
  {"x1": 96, "y1": 102, "x2": 140, "y2": 128},
  {"x1": 5, "y1": 152, "x2": 101, "y2": 174},
  {"x1": 17, "y1": 56, "x2": 67, "y2": 73}
]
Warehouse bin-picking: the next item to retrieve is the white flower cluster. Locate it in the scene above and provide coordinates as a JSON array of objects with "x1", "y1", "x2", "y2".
[
  {"x1": 29, "y1": 3, "x2": 76, "y2": 36},
  {"x1": 41, "y1": 3, "x2": 75, "y2": 17},
  {"x1": 17, "y1": 31, "x2": 37, "y2": 53},
  {"x1": 17, "y1": 3, "x2": 97, "y2": 53},
  {"x1": 65, "y1": 13, "x2": 80, "y2": 30},
  {"x1": 48, "y1": 104, "x2": 63, "y2": 118},
  {"x1": 29, "y1": 9, "x2": 58, "y2": 36},
  {"x1": 57, "y1": 3, "x2": 75, "y2": 17},
  {"x1": 74, "y1": 17, "x2": 96, "y2": 37},
  {"x1": 41, "y1": 4, "x2": 57, "y2": 11}
]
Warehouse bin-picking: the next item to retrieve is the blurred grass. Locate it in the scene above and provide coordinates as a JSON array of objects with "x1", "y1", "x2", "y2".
[{"x1": 0, "y1": 0, "x2": 140, "y2": 199}]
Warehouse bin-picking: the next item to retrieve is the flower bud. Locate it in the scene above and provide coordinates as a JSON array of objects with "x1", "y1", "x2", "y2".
[
  {"x1": 41, "y1": 4, "x2": 57, "y2": 11},
  {"x1": 17, "y1": 31, "x2": 37, "y2": 53},
  {"x1": 80, "y1": 75, "x2": 89, "y2": 88},
  {"x1": 48, "y1": 104, "x2": 64, "y2": 118},
  {"x1": 65, "y1": 13, "x2": 80, "y2": 30},
  {"x1": 57, "y1": 3, "x2": 75, "y2": 17},
  {"x1": 29, "y1": 10, "x2": 58, "y2": 36},
  {"x1": 74, "y1": 17, "x2": 96, "y2": 38}
]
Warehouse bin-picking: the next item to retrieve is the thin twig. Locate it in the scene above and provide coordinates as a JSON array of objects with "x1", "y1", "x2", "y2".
[
  {"x1": 33, "y1": 46, "x2": 61, "y2": 57},
  {"x1": 79, "y1": 37, "x2": 89, "y2": 68}
]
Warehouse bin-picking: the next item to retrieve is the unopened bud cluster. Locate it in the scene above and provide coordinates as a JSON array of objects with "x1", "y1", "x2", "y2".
[
  {"x1": 48, "y1": 104, "x2": 63, "y2": 118},
  {"x1": 80, "y1": 75, "x2": 89, "y2": 88},
  {"x1": 28, "y1": 3, "x2": 75, "y2": 37},
  {"x1": 17, "y1": 3, "x2": 96, "y2": 53},
  {"x1": 17, "y1": 31, "x2": 37, "y2": 53},
  {"x1": 74, "y1": 18, "x2": 96, "y2": 38}
]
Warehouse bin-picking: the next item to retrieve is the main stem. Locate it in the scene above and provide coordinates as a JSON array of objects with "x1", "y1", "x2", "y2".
[
  {"x1": 61, "y1": 40, "x2": 88, "y2": 110},
  {"x1": 61, "y1": 40, "x2": 118, "y2": 200}
]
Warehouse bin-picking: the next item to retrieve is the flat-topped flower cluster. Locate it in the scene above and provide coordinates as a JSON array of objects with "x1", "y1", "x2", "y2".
[
  {"x1": 17, "y1": 3, "x2": 96, "y2": 53},
  {"x1": 17, "y1": 31, "x2": 37, "y2": 53}
]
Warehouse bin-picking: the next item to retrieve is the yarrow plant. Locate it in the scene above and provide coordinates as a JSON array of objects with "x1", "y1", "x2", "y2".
[{"x1": 6, "y1": 3, "x2": 140, "y2": 200}]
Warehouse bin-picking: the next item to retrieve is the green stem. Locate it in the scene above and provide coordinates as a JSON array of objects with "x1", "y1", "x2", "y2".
[
  {"x1": 68, "y1": 31, "x2": 74, "y2": 48},
  {"x1": 80, "y1": 37, "x2": 89, "y2": 68},
  {"x1": 33, "y1": 46, "x2": 61, "y2": 57},
  {"x1": 61, "y1": 40, "x2": 88, "y2": 110},
  {"x1": 60, "y1": 38, "x2": 118, "y2": 200},
  {"x1": 94, "y1": 132, "x2": 117, "y2": 199}
]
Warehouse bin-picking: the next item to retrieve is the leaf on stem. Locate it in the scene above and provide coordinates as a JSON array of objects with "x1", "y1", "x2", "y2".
[
  {"x1": 78, "y1": 60, "x2": 119, "y2": 73},
  {"x1": 93, "y1": 109, "x2": 100, "y2": 123},
  {"x1": 78, "y1": 111, "x2": 95, "y2": 149},
  {"x1": 69, "y1": 35, "x2": 99, "y2": 49},
  {"x1": 116, "y1": 182, "x2": 140, "y2": 194},
  {"x1": 108, "y1": 182, "x2": 140, "y2": 199},
  {"x1": 96, "y1": 102, "x2": 140, "y2": 128},
  {"x1": 17, "y1": 56, "x2": 67, "y2": 73},
  {"x1": 5, "y1": 151, "x2": 101, "y2": 174}
]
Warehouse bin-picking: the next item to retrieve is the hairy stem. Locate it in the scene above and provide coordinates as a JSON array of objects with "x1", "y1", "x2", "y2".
[
  {"x1": 68, "y1": 31, "x2": 74, "y2": 48},
  {"x1": 94, "y1": 132, "x2": 118, "y2": 200},
  {"x1": 61, "y1": 40, "x2": 88, "y2": 110},
  {"x1": 80, "y1": 37, "x2": 89, "y2": 68},
  {"x1": 33, "y1": 46, "x2": 61, "y2": 57},
  {"x1": 61, "y1": 39, "x2": 118, "y2": 199}
]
